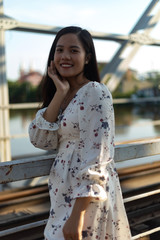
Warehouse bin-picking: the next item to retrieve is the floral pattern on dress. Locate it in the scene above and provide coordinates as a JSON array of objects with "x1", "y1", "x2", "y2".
[{"x1": 29, "y1": 81, "x2": 131, "y2": 240}]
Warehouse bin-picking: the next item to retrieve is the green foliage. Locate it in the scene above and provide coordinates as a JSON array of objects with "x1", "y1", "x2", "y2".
[
  {"x1": 98, "y1": 62, "x2": 106, "y2": 73},
  {"x1": 112, "y1": 90, "x2": 136, "y2": 99},
  {"x1": 8, "y1": 81, "x2": 41, "y2": 103},
  {"x1": 145, "y1": 72, "x2": 160, "y2": 87}
]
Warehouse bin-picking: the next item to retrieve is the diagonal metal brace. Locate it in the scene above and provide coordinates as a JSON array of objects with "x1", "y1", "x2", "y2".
[{"x1": 101, "y1": 0, "x2": 160, "y2": 92}]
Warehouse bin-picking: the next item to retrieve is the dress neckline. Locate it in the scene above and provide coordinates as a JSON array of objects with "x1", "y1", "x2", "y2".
[{"x1": 59, "y1": 81, "x2": 94, "y2": 116}]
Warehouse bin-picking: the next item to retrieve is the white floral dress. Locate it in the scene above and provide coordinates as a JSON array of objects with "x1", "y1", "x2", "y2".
[{"x1": 29, "y1": 81, "x2": 131, "y2": 240}]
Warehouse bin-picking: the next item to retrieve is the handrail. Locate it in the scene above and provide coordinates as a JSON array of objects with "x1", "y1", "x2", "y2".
[{"x1": 0, "y1": 139, "x2": 160, "y2": 184}]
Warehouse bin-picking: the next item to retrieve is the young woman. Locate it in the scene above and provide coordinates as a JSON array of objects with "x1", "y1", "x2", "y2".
[{"x1": 29, "y1": 26, "x2": 131, "y2": 240}]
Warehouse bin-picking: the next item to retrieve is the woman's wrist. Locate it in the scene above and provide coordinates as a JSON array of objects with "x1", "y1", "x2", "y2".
[
  {"x1": 70, "y1": 207, "x2": 85, "y2": 219},
  {"x1": 43, "y1": 91, "x2": 66, "y2": 122},
  {"x1": 70, "y1": 197, "x2": 92, "y2": 218},
  {"x1": 54, "y1": 91, "x2": 66, "y2": 105}
]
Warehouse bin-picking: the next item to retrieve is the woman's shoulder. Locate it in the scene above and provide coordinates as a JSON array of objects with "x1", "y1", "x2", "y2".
[{"x1": 81, "y1": 81, "x2": 112, "y2": 99}]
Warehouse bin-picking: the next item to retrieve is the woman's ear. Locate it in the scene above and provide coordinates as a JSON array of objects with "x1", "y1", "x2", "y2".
[{"x1": 85, "y1": 53, "x2": 91, "y2": 64}]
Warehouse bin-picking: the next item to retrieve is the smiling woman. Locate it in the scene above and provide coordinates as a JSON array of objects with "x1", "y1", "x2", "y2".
[
  {"x1": 40, "y1": 26, "x2": 100, "y2": 109},
  {"x1": 28, "y1": 26, "x2": 131, "y2": 240}
]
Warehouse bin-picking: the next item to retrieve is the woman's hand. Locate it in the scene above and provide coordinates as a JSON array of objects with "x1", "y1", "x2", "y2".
[
  {"x1": 43, "y1": 60, "x2": 70, "y2": 122},
  {"x1": 48, "y1": 60, "x2": 70, "y2": 97},
  {"x1": 63, "y1": 212, "x2": 84, "y2": 240},
  {"x1": 63, "y1": 197, "x2": 92, "y2": 240}
]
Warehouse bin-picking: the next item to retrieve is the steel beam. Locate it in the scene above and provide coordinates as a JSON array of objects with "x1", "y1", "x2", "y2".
[
  {"x1": 0, "y1": 14, "x2": 160, "y2": 46},
  {"x1": 101, "y1": 0, "x2": 160, "y2": 92},
  {"x1": 0, "y1": 0, "x2": 11, "y2": 161}
]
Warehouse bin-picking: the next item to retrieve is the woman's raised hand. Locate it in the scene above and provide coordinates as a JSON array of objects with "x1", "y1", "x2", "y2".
[
  {"x1": 48, "y1": 60, "x2": 70, "y2": 96},
  {"x1": 43, "y1": 60, "x2": 70, "y2": 122}
]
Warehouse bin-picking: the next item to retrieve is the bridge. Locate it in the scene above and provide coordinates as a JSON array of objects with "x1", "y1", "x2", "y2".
[{"x1": 0, "y1": 0, "x2": 160, "y2": 239}]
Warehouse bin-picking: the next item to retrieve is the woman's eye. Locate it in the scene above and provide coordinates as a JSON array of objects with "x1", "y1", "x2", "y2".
[
  {"x1": 56, "y1": 48, "x2": 63, "y2": 52},
  {"x1": 71, "y1": 49, "x2": 78, "y2": 53}
]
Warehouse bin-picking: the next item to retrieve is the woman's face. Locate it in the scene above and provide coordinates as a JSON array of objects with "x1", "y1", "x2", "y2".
[{"x1": 54, "y1": 33, "x2": 86, "y2": 79}]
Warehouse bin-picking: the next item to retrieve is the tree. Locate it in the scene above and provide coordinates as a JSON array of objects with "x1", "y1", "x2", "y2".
[{"x1": 8, "y1": 80, "x2": 41, "y2": 103}]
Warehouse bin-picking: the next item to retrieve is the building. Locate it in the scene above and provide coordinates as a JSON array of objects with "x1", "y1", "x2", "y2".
[
  {"x1": 119, "y1": 69, "x2": 153, "y2": 94},
  {"x1": 18, "y1": 65, "x2": 43, "y2": 87}
]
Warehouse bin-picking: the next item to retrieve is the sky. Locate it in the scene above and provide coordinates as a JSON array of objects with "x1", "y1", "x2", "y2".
[{"x1": 3, "y1": 0, "x2": 160, "y2": 80}]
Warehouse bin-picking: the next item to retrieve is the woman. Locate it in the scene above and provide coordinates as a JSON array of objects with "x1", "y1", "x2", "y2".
[{"x1": 29, "y1": 26, "x2": 131, "y2": 240}]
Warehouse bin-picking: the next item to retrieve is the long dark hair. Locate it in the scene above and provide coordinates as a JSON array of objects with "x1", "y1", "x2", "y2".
[{"x1": 41, "y1": 26, "x2": 100, "y2": 108}]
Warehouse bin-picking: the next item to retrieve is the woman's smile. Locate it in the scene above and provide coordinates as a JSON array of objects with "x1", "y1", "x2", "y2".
[{"x1": 60, "y1": 63, "x2": 73, "y2": 68}]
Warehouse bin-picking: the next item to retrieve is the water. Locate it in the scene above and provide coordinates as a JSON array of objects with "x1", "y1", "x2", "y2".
[
  {"x1": 114, "y1": 103, "x2": 160, "y2": 142},
  {"x1": 9, "y1": 103, "x2": 160, "y2": 159},
  {"x1": 10, "y1": 108, "x2": 45, "y2": 158}
]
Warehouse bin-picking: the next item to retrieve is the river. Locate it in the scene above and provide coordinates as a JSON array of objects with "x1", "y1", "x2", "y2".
[{"x1": 10, "y1": 102, "x2": 160, "y2": 160}]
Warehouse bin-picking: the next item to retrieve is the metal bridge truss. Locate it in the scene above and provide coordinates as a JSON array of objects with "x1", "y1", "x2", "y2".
[{"x1": 0, "y1": 0, "x2": 160, "y2": 161}]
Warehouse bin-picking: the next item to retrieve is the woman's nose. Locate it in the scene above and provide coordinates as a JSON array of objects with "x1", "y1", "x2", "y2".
[{"x1": 61, "y1": 51, "x2": 71, "y2": 60}]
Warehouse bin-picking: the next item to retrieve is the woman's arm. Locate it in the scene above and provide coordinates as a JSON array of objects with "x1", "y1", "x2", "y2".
[
  {"x1": 43, "y1": 91, "x2": 65, "y2": 122},
  {"x1": 28, "y1": 61, "x2": 69, "y2": 149},
  {"x1": 63, "y1": 197, "x2": 93, "y2": 240}
]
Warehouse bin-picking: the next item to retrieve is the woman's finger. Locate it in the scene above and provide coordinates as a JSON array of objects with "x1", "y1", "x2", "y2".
[
  {"x1": 47, "y1": 67, "x2": 54, "y2": 78},
  {"x1": 51, "y1": 60, "x2": 57, "y2": 74},
  {"x1": 48, "y1": 65, "x2": 56, "y2": 79}
]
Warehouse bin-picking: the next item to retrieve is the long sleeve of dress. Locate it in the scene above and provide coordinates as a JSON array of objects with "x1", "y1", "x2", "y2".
[
  {"x1": 28, "y1": 108, "x2": 59, "y2": 150},
  {"x1": 72, "y1": 82, "x2": 115, "y2": 202}
]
